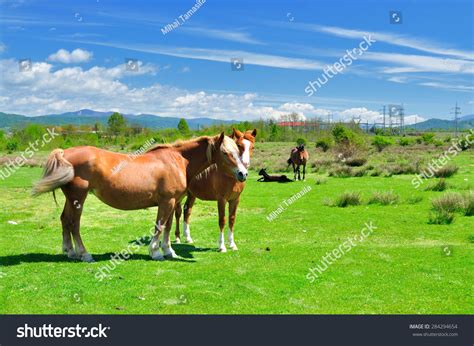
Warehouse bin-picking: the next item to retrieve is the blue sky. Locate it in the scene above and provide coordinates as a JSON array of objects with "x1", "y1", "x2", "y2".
[{"x1": 0, "y1": 0, "x2": 472, "y2": 123}]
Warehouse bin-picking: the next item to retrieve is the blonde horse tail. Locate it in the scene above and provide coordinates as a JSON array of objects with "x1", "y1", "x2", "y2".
[{"x1": 32, "y1": 149, "x2": 74, "y2": 199}]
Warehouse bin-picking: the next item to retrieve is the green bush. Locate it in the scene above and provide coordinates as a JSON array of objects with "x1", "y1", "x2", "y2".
[
  {"x1": 315, "y1": 137, "x2": 332, "y2": 152},
  {"x1": 368, "y1": 191, "x2": 400, "y2": 205},
  {"x1": 421, "y1": 133, "x2": 435, "y2": 144},
  {"x1": 372, "y1": 135, "x2": 393, "y2": 152},
  {"x1": 434, "y1": 165, "x2": 458, "y2": 178},
  {"x1": 399, "y1": 137, "x2": 410, "y2": 146},
  {"x1": 296, "y1": 137, "x2": 307, "y2": 146},
  {"x1": 334, "y1": 192, "x2": 361, "y2": 207},
  {"x1": 331, "y1": 124, "x2": 359, "y2": 144},
  {"x1": 6, "y1": 141, "x2": 18, "y2": 153}
]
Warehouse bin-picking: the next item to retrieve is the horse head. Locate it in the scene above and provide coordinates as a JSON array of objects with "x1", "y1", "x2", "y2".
[
  {"x1": 211, "y1": 132, "x2": 248, "y2": 182},
  {"x1": 231, "y1": 128, "x2": 257, "y2": 168}
]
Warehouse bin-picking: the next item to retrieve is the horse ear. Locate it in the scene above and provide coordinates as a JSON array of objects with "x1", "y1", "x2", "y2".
[
  {"x1": 251, "y1": 128, "x2": 257, "y2": 137},
  {"x1": 232, "y1": 128, "x2": 243, "y2": 138},
  {"x1": 216, "y1": 132, "x2": 225, "y2": 147}
]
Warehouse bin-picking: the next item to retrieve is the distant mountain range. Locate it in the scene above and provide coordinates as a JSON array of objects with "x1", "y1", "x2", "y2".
[
  {"x1": 0, "y1": 109, "x2": 236, "y2": 130},
  {"x1": 408, "y1": 114, "x2": 473, "y2": 131},
  {"x1": 0, "y1": 109, "x2": 472, "y2": 131}
]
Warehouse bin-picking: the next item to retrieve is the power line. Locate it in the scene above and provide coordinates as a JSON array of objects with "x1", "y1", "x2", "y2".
[{"x1": 451, "y1": 102, "x2": 461, "y2": 138}]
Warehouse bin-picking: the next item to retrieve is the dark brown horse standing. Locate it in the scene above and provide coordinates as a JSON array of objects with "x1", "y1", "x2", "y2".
[
  {"x1": 174, "y1": 128, "x2": 256, "y2": 252},
  {"x1": 32, "y1": 133, "x2": 247, "y2": 262},
  {"x1": 287, "y1": 144, "x2": 309, "y2": 181}
]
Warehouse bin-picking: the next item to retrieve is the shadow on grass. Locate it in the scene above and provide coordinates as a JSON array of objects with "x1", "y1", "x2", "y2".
[
  {"x1": 0, "y1": 250, "x2": 200, "y2": 267},
  {"x1": 130, "y1": 236, "x2": 213, "y2": 259}
]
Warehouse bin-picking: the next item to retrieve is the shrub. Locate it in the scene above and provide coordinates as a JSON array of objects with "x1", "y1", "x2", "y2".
[
  {"x1": 461, "y1": 191, "x2": 474, "y2": 216},
  {"x1": 399, "y1": 137, "x2": 410, "y2": 146},
  {"x1": 296, "y1": 137, "x2": 307, "y2": 146},
  {"x1": 368, "y1": 191, "x2": 400, "y2": 205},
  {"x1": 334, "y1": 192, "x2": 361, "y2": 207},
  {"x1": 434, "y1": 165, "x2": 458, "y2": 178},
  {"x1": 421, "y1": 133, "x2": 435, "y2": 144},
  {"x1": 345, "y1": 157, "x2": 367, "y2": 167},
  {"x1": 432, "y1": 192, "x2": 464, "y2": 213},
  {"x1": 428, "y1": 211, "x2": 454, "y2": 225},
  {"x1": 425, "y1": 178, "x2": 447, "y2": 191},
  {"x1": 315, "y1": 137, "x2": 332, "y2": 152},
  {"x1": 351, "y1": 167, "x2": 368, "y2": 177},
  {"x1": 406, "y1": 195, "x2": 423, "y2": 204},
  {"x1": 372, "y1": 135, "x2": 393, "y2": 152},
  {"x1": 6, "y1": 141, "x2": 18, "y2": 153},
  {"x1": 315, "y1": 176, "x2": 327, "y2": 185},
  {"x1": 459, "y1": 137, "x2": 472, "y2": 151},
  {"x1": 328, "y1": 165, "x2": 352, "y2": 177}
]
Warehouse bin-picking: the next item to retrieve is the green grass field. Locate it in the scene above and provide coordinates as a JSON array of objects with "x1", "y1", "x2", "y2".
[{"x1": 0, "y1": 149, "x2": 473, "y2": 314}]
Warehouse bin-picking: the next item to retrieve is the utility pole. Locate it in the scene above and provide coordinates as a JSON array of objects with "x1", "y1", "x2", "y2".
[
  {"x1": 451, "y1": 102, "x2": 461, "y2": 138},
  {"x1": 382, "y1": 105, "x2": 386, "y2": 131}
]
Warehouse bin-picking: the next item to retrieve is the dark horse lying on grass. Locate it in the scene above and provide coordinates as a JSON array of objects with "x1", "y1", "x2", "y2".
[
  {"x1": 257, "y1": 168, "x2": 293, "y2": 183},
  {"x1": 32, "y1": 133, "x2": 247, "y2": 262}
]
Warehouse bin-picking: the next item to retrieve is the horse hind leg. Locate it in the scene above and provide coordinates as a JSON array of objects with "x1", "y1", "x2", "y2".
[
  {"x1": 61, "y1": 187, "x2": 92, "y2": 262},
  {"x1": 149, "y1": 199, "x2": 176, "y2": 260},
  {"x1": 183, "y1": 194, "x2": 195, "y2": 243},
  {"x1": 174, "y1": 201, "x2": 182, "y2": 243},
  {"x1": 162, "y1": 211, "x2": 177, "y2": 259}
]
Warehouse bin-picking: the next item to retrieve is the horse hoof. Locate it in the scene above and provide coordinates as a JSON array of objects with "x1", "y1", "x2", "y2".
[
  {"x1": 81, "y1": 253, "x2": 95, "y2": 263},
  {"x1": 64, "y1": 249, "x2": 77, "y2": 259},
  {"x1": 164, "y1": 250, "x2": 178, "y2": 259},
  {"x1": 230, "y1": 245, "x2": 238, "y2": 251},
  {"x1": 151, "y1": 252, "x2": 165, "y2": 261},
  {"x1": 218, "y1": 246, "x2": 227, "y2": 253},
  {"x1": 175, "y1": 238, "x2": 181, "y2": 244},
  {"x1": 184, "y1": 237, "x2": 194, "y2": 244}
]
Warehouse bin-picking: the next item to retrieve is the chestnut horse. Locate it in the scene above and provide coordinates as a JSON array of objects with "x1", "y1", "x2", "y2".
[
  {"x1": 32, "y1": 133, "x2": 247, "y2": 262},
  {"x1": 287, "y1": 144, "x2": 309, "y2": 181},
  {"x1": 174, "y1": 128, "x2": 256, "y2": 252}
]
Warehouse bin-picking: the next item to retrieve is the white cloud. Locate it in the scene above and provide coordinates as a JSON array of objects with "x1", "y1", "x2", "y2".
[
  {"x1": 304, "y1": 24, "x2": 474, "y2": 60},
  {"x1": 418, "y1": 82, "x2": 474, "y2": 92},
  {"x1": 65, "y1": 40, "x2": 325, "y2": 70},
  {"x1": 365, "y1": 52, "x2": 474, "y2": 75},
  {"x1": 182, "y1": 27, "x2": 263, "y2": 45},
  {"x1": 0, "y1": 58, "x2": 427, "y2": 124},
  {"x1": 0, "y1": 42, "x2": 6, "y2": 53},
  {"x1": 48, "y1": 48, "x2": 93, "y2": 63}
]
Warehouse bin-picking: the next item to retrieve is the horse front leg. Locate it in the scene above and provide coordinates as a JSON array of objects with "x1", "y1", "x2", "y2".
[
  {"x1": 228, "y1": 197, "x2": 240, "y2": 251},
  {"x1": 302, "y1": 163, "x2": 306, "y2": 181},
  {"x1": 149, "y1": 199, "x2": 175, "y2": 261},
  {"x1": 217, "y1": 199, "x2": 227, "y2": 252},
  {"x1": 292, "y1": 162, "x2": 297, "y2": 180},
  {"x1": 297, "y1": 165, "x2": 301, "y2": 181}
]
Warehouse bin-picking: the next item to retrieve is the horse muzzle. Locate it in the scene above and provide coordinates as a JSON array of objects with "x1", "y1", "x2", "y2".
[{"x1": 236, "y1": 170, "x2": 248, "y2": 182}]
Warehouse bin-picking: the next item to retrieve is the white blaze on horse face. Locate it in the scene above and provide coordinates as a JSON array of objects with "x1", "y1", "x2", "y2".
[
  {"x1": 241, "y1": 139, "x2": 251, "y2": 168},
  {"x1": 223, "y1": 136, "x2": 248, "y2": 180}
]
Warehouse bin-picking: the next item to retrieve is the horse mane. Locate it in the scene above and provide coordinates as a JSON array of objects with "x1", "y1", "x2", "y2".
[{"x1": 146, "y1": 135, "x2": 238, "y2": 164}]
